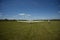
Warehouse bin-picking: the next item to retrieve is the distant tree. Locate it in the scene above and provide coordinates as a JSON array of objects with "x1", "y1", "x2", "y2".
[
  {"x1": 50, "y1": 19, "x2": 60, "y2": 21},
  {"x1": 12, "y1": 19, "x2": 16, "y2": 21},
  {"x1": 4, "y1": 19, "x2": 8, "y2": 21}
]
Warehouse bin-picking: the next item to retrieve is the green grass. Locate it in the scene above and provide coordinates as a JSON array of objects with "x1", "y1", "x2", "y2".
[{"x1": 0, "y1": 21, "x2": 60, "y2": 40}]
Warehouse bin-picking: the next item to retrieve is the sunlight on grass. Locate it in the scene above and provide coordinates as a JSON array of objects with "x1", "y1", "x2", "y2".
[{"x1": 0, "y1": 21, "x2": 60, "y2": 40}]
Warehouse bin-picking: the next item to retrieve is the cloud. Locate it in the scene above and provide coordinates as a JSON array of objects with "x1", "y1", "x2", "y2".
[
  {"x1": 9, "y1": 13, "x2": 32, "y2": 20},
  {"x1": 18, "y1": 13, "x2": 31, "y2": 16},
  {"x1": 19, "y1": 13, "x2": 25, "y2": 16}
]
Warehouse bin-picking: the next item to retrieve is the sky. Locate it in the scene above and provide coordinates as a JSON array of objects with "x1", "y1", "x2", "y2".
[{"x1": 0, "y1": 0, "x2": 60, "y2": 20}]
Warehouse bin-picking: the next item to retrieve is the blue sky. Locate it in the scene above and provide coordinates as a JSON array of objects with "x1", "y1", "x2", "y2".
[{"x1": 0, "y1": 0, "x2": 60, "y2": 20}]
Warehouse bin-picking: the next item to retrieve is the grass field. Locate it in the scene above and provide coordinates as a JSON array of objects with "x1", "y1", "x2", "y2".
[{"x1": 0, "y1": 21, "x2": 60, "y2": 40}]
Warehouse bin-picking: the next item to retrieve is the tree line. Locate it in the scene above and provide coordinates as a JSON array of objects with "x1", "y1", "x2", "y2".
[{"x1": 0, "y1": 19, "x2": 60, "y2": 21}]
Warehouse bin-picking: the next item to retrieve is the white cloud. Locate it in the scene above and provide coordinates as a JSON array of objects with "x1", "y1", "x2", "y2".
[
  {"x1": 18, "y1": 13, "x2": 31, "y2": 16},
  {"x1": 26, "y1": 14, "x2": 31, "y2": 16},
  {"x1": 19, "y1": 13, "x2": 25, "y2": 16}
]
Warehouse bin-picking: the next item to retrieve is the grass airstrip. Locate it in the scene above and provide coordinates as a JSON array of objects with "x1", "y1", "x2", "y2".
[{"x1": 0, "y1": 21, "x2": 60, "y2": 40}]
